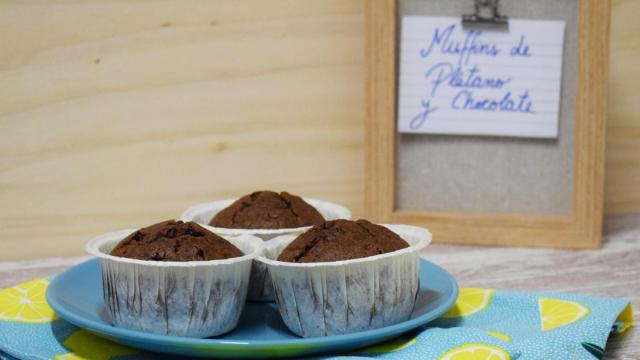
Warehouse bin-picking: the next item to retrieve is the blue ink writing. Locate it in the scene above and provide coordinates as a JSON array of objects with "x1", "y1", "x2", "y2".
[
  {"x1": 410, "y1": 99, "x2": 439, "y2": 129},
  {"x1": 420, "y1": 24, "x2": 500, "y2": 66},
  {"x1": 510, "y1": 35, "x2": 531, "y2": 57},
  {"x1": 424, "y1": 62, "x2": 511, "y2": 96},
  {"x1": 451, "y1": 89, "x2": 535, "y2": 114},
  {"x1": 407, "y1": 21, "x2": 545, "y2": 131}
]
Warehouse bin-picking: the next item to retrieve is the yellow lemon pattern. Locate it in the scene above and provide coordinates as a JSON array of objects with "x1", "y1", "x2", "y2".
[
  {"x1": 439, "y1": 343, "x2": 510, "y2": 360},
  {"x1": 0, "y1": 278, "x2": 57, "y2": 323},
  {"x1": 613, "y1": 303, "x2": 634, "y2": 334},
  {"x1": 54, "y1": 329, "x2": 138, "y2": 360},
  {"x1": 0, "y1": 277, "x2": 631, "y2": 359},
  {"x1": 539, "y1": 297, "x2": 590, "y2": 331},
  {"x1": 486, "y1": 331, "x2": 512, "y2": 342},
  {"x1": 443, "y1": 288, "x2": 495, "y2": 318}
]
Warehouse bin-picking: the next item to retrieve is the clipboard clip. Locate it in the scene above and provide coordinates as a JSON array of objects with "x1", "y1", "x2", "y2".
[{"x1": 462, "y1": 0, "x2": 508, "y2": 27}]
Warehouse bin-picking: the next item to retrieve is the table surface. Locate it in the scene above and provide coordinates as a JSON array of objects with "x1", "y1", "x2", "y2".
[{"x1": 1, "y1": 215, "x2": 638, "y2": 359}]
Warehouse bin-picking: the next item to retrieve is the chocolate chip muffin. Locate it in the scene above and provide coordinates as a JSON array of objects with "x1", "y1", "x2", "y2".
[
  {"x1": 277, "y1": 219, "x2": 409, "y2": 263},
  {"x1": 110, "y1": 220, "x2": 243, "y2": 261},
  {"x1": 209, "y1": 191, "x2": 325, "y2": 229}
]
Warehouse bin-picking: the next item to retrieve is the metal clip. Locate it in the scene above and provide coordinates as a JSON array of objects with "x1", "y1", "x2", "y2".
[{"x1": 462, "y1": 0, "x2": 508, "y2": 27}]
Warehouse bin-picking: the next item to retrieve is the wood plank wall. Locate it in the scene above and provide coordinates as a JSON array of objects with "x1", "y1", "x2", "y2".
[{"x1": 0, "y1": 0, "x2": 637, "y2": 259}]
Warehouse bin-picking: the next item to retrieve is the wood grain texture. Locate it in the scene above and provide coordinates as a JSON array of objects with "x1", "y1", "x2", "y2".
[
  {"x1": 364, "y1": 0, "x2": 396, "y2": 224},
  {"x1": 605, "y1": 0, "x2": 640, "y2": 214},
  {"x1": 365, "y1": 0, "x2": 609, "y2": 249},
  {"x1": 572, "y1": 0, "x2": 610, "y2": 247},
  {"x1": 0, "y1": 0, "x2": 639, "y2": 259},
  {"x1": 0, "y1": 214, "x2": 637, "y2": 358},
  {"x1": 0, "y1": 0, "x2": 365, "y2": 260}
]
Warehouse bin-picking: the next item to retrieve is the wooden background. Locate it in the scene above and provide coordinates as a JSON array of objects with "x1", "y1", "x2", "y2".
[{"x1": 0, "y1": 0, "x2": 638, "y2": 260}]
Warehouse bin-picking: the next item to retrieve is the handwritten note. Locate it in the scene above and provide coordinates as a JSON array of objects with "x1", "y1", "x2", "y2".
[{"x1": 397, "y1": 17, "x2": 565, "y2": 138}]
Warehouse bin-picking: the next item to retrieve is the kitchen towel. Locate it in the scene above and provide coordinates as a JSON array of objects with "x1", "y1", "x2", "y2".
[{"x1": 0, "y1": 279, "x2": 632, "y2": 360}]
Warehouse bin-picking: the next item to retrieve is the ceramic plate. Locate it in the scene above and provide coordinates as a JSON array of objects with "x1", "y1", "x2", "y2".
[{"x1": 47, "y1": 258, "x2": 457, "y2": 358}]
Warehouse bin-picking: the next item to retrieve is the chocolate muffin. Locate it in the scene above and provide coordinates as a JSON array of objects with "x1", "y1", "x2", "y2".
[
  {"x1": 110, "y1": 220, "x2": 243, "y2": 261},
  {"x1": 209, "y1": 191, "x2": 325, "y2": 229},
  {"x1": 277, "y1": 219, "x2": 409, "y2": 263}
]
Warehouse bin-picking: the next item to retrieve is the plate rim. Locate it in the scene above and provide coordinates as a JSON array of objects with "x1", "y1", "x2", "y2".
[{"x1": 46, "y1": 258, "x2": 458, "y2": 350}]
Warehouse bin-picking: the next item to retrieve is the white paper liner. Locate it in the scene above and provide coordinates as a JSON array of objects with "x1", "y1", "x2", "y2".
[
  {"x1": 180, "y1": 198, "x2": 351, "y2": 302},
  {"x1": 258, "y1": 224, "x2": 431, "y2": 337},
  {"x1": 85, "y1": 227, "x2": 263, "y2": 338}
]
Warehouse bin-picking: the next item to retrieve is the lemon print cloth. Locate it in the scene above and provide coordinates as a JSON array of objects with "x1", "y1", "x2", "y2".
[{"x1": 0, "y1": 279, "x2": 633, "y2": 360}]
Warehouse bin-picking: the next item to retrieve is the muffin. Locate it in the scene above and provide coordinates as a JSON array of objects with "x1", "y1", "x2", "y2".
[
  {"x1": 259, "y1": 220, "x2": 431, "y2": 337},
  {"x1": 210, "y1": 191, "x2": 325, "y2": 229},
  {"x1": 180, "y1": 192, "x2": 352, "y2": 302},
  {"x1": 277, "y1": 219, "x2": 409, "y2": 262},
  {"x1": 110, "y1": 220, "x2": 243, "y2": 261},
  {"x1": 86, "y1": 220, "x2": 263, "y2": 338}
]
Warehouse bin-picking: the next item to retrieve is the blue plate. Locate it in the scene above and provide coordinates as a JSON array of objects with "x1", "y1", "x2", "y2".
[{"x1": 47, "y1": 258, "x2": 457, "y2": 358}]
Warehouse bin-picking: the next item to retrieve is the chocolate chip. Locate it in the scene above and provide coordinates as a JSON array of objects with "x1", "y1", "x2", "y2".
[
  {"x1": 132, "y1": 231, "x2": 144, "y2": 241},
  {"x1": 165, "y1": 228, "x2": 177, "y2": 238}
]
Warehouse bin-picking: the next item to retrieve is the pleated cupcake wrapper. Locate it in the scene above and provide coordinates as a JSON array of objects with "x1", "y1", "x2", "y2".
[
  {"x1": 246, "y1": 260, "x2": 275, "y2": 302},
  {"x1": 180, "y1": 198, "x2": 352, "y2": 302},
  {"x1": 85, "y1": 228, "x2": 264, "y2": 338},
  {"x1": 259, "y1": 224, "x2": 431, "y2": 337}
]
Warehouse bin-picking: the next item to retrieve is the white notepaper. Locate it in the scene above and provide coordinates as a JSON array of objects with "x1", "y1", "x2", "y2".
[{"x1": 397, "y1": 17, "x2": 565, "y2": 138}]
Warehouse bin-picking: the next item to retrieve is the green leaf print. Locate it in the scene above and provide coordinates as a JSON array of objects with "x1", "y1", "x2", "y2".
[{"x1": 581, "y1": 342, "x2": 604, "y2": 359}]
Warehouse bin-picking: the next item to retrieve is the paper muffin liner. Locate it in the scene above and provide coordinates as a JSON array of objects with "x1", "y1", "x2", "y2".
[
  {"x1": 85, "y1": 227, "x2": 263, "y2": 338},
  {"x1": 180, "y1": 198, "x2": 351, "y2": 302},
  {"x1": 258, "y1": 224, "x2": 431, "y2": 337}
]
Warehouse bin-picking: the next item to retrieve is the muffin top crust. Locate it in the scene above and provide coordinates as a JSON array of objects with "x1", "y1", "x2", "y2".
[
  {"x1": 209, "y1": 191, "x2": 325, "y2": 229},
  {"x1": 277, "y1": 219, "x2": 409, "y2": 263},
  {"x1": 110, "y1": 220, "x2": 243, "y2": 261}
]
